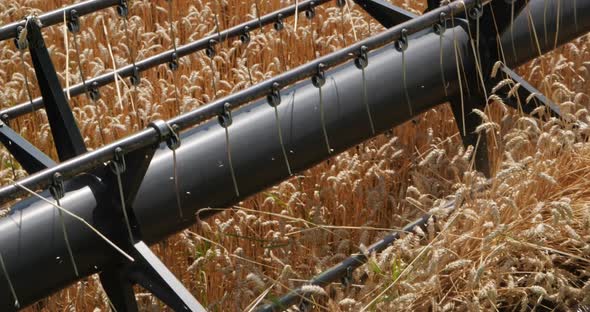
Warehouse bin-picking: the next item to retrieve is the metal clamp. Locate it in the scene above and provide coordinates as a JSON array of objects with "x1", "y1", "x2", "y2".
[
  {"x1": 354, "y1": 45, "x2": 369, "y2": 69},
  {"x1": 67, "y1": 9, "x2": 80, "y2": 33},
  {"x1": 89, "y1": 81, "x2": 101, "y2": 101},
  {"x1": 49, "y1": 172, "x2": 65, "y2": 200},
  {"x1": 267, "y1": 82, "x2": 281, "y2": 107},
  {"x1": 130, "y1": 66, "x2": 140, "y2": 86},
  {"x1": 117, "y1": 0, "x2": 129, "y2": 18},
  {"x1": 336, "y1": 0, "x2": 346, "y2": 8},
  {"x1": 218, "y1": 103, "x2": 233, "y2": 128},
  {"x1": 274, "y1": 14, "x2": 284, "y2": 31},
  {"x1": 240, "y1": 26, "x2": 251, "y2": 44},
  {"x1": 299, "y1": 299, "x2": 311, "y2": 312},
  {"x1": 110, "y1": 147, "x2": 127, "y2": 174},
  {"x1": 305, "y1": 2, "x2": 316, "y2": 19},
  {"x1": 149, "y1": 120, "x2": 181, "y2": 150},
  {"x1": 206, "y1": 39, "x2": 217, "y2": 58},
  {"x1": 169, "y1": 52, "x2": 179, "y2": 71},
  {"x1": 311, "y1": 63, "x2": 326, "y2": 88},
  {"x1": 434, "y1": 12, "x2": 447, "y2": 35},
  {"x1": 394, "y1": 28, "x2": 409, "y2": 52},
  {"x1": 469, "y1": 0, "x2": 483, "y2": 19},
  {"x1": 341, "y1": 266, "x2": 353, "y2": 287}
]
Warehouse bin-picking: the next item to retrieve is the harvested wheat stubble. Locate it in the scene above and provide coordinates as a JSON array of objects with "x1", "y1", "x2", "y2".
[{"x1": 0, "y1": 0, "x2": 587, "y2": 311}]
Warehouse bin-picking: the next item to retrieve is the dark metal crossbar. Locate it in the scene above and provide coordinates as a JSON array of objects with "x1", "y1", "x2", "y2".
[
  {"x1": 0, "y1": 0, "x2": 119, "y2": 42},
  {"x1": 0, "y1": 0, "x2": 330, "y2": 121}
]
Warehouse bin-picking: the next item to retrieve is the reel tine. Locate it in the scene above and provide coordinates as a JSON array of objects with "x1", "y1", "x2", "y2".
[
  {"x1": 395, "y1": 28, "x2": 412, "y2": 116},
  {"x1": 434, "y1": 12, "x2": 449, "y2": 97},
  {"x1": 354, "y1": 45, "x2": 375, "y2": 135},
  {"x1": 166, "y1": 123, "x2": 184, "y2": 219},
  {"x1": 111, "y1": 147, "x2": 135, "y2": 243},
  {"x1": 312, "y1": 63, "x2": 332, "y2": 154},
  {"x1": 50, "y1": 172, "x2": 80, "y2": 277},
  {"x1": 0, "y1": 252, "x2": 19, "y2": 309},
  {"x1": 267, "y1": 82, "x2": 293, "y2": 176},
  {"x1": 239, "y1": 25, "x2": 255, "y2": 86},
  {"x1": 67, "y1": 9, "x2": 106, "y2": 145},
  {"x1": 118, "y1": 0, "x2": 140, "y2": 88},
  {"x1": 218, "y1": 103, "x2": 240, "y2": 198}
]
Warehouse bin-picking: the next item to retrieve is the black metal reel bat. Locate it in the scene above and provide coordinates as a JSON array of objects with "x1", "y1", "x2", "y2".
[{"x1": 0, "y1": 0, "x2": 586, "y2": 310}]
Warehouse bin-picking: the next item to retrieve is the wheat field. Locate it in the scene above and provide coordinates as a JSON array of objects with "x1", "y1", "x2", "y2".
[{"x1": 0, "y1": 0, "x2": 588, "y2": 311}]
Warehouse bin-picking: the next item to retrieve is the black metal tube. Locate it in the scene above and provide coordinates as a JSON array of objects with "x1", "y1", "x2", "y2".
[
  {"x1": 0, "y1": 0, "x2": 587, "y2": 309},
  {"x1": 0, "y1": 0, "x2": 330, "y2": 121},
  {"x1": 0, "y1": 0, "x2": 480, "y2": 205},
  {"x1": 257, "y1": 212, "x2": 437, "y2": 312},
  {"x1": 0, "y1": 0, "x2": 119, "y2": 42}
]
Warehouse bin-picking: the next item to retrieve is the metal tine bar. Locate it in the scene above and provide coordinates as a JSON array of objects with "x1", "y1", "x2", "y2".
[
  {"x1": 494, "y1": 63, "x2": 561, "y2": 117},
  {"x1": 118, "y1": 0, "x2": 140, "y2": 88},
  {"x1": 1, "y1": 0, "x2": 331, "y2": 121},
  {"x1": 256, "y1": 206, "x2": 449, "y2": 312},
  {"x1": 0, "y1": 0, "x2": 485, "y2": 206},
  {"x1": 0, "y1": 0, "x2": 119, "y2": 42},
  {"x1": 0, "y1": 120, "x2": 56, "y2": 174}
]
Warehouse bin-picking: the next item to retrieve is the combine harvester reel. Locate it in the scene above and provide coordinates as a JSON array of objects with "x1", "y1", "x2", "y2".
[{"x1": 0, "y1": 0, "x2": 586, "y2": 311}]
